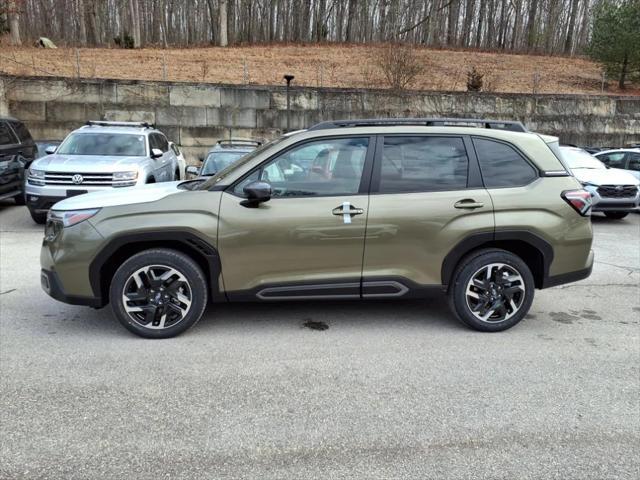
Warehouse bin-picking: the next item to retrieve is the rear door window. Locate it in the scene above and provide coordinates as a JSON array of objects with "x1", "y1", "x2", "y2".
[
  {"x1": 0, "y1": 122, "x2": 17, "y2": 146},
  {"x1": 378, "y1": 136, "x2": 468, "y2": 193},
  {"x1": 473, "y1": 138, "x2": 538, "y2": 188}
]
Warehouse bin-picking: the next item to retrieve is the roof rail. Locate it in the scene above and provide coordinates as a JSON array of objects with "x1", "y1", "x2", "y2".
[
  {"x1": 216, "y1": 138, "x2": 263, "y2": 147},
  {"x1": 308, "y1": 118, "x2": 527, "y2": 132},
  {"x1": 85, "y1": 120, "x2": 155, "y2": 129}
]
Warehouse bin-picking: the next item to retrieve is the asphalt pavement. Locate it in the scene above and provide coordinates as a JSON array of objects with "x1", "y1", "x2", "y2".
[{"x1": 1, "y1": 200, "x2": 639, "y2": 480}]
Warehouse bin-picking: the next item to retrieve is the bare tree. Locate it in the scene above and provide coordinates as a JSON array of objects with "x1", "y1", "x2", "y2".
[
  {"x1": 8, "y1": 0, "x2": 21, "y2": 45},
  {"x1": 219, "y1": 0, "x2": 228, "y2": 46}
]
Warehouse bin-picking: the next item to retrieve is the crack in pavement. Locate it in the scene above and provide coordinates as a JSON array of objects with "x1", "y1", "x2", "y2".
[{"x1": 555, "y1": 283, "x2": 639, "y2": 289}]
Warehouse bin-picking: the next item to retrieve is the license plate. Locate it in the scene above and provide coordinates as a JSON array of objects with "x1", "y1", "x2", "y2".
[{"x1": 66, "y1": 190, "x2": 88, "y2": 197}]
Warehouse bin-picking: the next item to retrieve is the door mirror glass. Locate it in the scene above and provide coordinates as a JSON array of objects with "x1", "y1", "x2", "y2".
[
  {"x1": 151, "y1": 148, "x2": 163, "y2": 159},
  {"x1": 186, "y1": 165, "x2": 201, "y2": 177},
  {"x1": 45, "y1": 145, "x2": 57, "y2": 154},
  {"x1": 242, "y1": 180, "x2": 271, "y2": 207}
]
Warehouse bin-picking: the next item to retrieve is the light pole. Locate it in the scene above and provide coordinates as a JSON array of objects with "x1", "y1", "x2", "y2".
[{"x1": 284, "y1": 74, "x2": 295, "y2": 132}]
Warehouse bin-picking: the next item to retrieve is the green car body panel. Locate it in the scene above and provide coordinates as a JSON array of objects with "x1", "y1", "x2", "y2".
[{"x1": 40, "y1": 123, "x2": 594, "y2": 328}]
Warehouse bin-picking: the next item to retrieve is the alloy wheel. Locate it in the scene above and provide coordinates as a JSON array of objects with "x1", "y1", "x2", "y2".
[
  {"x1": 122, "y1": 265, "x2": 192, "y2": 329},
  {"x1": 465, "y1": 263, "x2": 526, "y2": 323}
]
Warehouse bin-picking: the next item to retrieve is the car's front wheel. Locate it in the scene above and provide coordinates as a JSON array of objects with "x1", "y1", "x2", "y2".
[
  {"x1": 110, "y1": 249, "x2": 208, "y2": 338},
  {"x1": 449, "y1": 249, "x2": 534, "y2": 332},
  {"x1": 604, "y1": 212, "x2": 628, "y2": 220}
]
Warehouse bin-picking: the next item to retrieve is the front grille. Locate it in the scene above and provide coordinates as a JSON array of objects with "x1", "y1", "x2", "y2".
[
  {"x1": 43, "y1": 172, "x2": 114, "y2": 186},
  {"x1": 597, "y1": 185, "x2": 638, "y2": 199}
]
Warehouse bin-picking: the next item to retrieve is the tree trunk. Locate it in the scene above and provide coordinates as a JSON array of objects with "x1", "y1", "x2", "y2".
[
  {"x1": 205, "y1": 0, "x2": 216, "y2": 43},
  {"x1": 78, "y1": 0, "x2": 88, "y2": 46},
  {"x1": 128, "y1": 0, "x2": 141, "y2": 47},
  {"x1": 525, "y1": 0, "x2": 538, "y2": 50},
  {"x1": 563, "y1": 0, "x2": 579, "y2": 55},
  {"x1": 219, "y1": 0, "x2": 228, "y2": 46},
  {"x1": 8, "y1": 0, "x2": 21, "y2": 45},
  {"x1": 619, "y1": 52, "x2": 628, "y2": 90}
]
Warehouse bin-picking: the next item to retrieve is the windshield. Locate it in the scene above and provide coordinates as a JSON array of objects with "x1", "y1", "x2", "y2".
[
  {"x1": 559, "y1": 147, "x2": 606, "y2": 170},
  {"x1": 196, "y1": 136, "x2": 287, "y2": 190},
  {"x1": 201, "y1": 151, "x2": 248, "y2": 175},
  {"x1": 57, "y1": 133, "x2": 147, "y2": 156}
]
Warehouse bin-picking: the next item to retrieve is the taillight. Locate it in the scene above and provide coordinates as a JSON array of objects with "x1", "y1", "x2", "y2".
[{"x1": 562, "y1": 189, "x2": 592, "y2": 216}]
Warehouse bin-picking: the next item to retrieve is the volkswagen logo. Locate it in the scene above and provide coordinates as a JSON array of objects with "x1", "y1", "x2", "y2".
[
  {"x1": 615, "y1": 185, "x2": 623, "y2": 191},
  {"x1": 71, "y1": 174, "x2": 84, "y2": 185}
]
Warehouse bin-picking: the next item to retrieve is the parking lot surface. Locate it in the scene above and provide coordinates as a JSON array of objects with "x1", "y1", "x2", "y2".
[{"x1": 1, "y1": 201, "x2": 639, "y2": 480}]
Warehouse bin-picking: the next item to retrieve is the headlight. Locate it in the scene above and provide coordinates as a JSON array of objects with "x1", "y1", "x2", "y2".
[
  {"x1": 113, "y1": 171, "x2": 138, "y2": 187},
  {"x1": 47, "y1": 209, "x2": 100, "y2": 228},
  {"x1": 28, "y1": 169, "x2": 46, "y2": 186}
]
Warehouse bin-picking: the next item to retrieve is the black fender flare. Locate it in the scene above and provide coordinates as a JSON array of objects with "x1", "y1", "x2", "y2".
[
  {"x1": 441, "y1": 230, "x2": 554, "y2": 288},
  {"x1": 89, "y1": 229, "x2": 223, "y2": 306}
]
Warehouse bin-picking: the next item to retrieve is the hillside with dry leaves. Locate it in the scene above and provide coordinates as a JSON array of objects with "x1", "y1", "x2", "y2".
[{"x1": 1, "y1": 44, "x2": 638, "y2": 96}]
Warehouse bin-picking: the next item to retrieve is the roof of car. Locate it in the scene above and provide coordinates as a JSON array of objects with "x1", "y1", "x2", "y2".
[
  {"x1": 75, "y1": 125, "x2": 159, "y2": 135},
  {"x1": 0, "y1": 116, "x2": 19, "y2": 122},
  {"x1": 595, "y1": 148, "x2": 640, "y2": 155}
]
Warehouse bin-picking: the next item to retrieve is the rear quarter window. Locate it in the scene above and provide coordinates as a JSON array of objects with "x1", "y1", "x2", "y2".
[{"x1": 473, "y1": 138, "x2": 538, "y2": 188}]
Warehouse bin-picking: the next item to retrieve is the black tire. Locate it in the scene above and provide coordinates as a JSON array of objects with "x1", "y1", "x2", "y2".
[
  {"x1": 175, "y1": 169, "x2": 181, "y2": 181},
  {"x1": 448, "y1": 248, "x2": 535, "y2": 332},
  {"x1": 604, "y1": 212, "x2": 628, "y2": 220},
  {"x1": 147, "y1": 177, "x2": 155, "y2": 184},
  {"x1": 29, "y1": 208, "x2": 47, "y2": 224},
  {"x1": 14, "y1": 193, "x2": 26, "y2": 205},
  {"x1": 109, "y1": 248, "x2": 208, "y2": 339}
]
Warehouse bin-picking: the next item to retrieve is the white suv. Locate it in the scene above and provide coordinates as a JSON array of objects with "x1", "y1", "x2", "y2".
[{"x1": 26, "y1": 121, "x2": 180, "y2": 223}]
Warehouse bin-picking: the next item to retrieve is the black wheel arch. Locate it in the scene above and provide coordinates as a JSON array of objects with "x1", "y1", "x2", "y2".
[
  {"x1": 441, "y1": 230, "x2": 554, "y2": 290},
  {"x1": 89, "y1": 230, "x2": 224, "y2": 307}
]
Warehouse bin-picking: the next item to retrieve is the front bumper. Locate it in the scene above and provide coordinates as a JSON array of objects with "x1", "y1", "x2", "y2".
[
  {"x1": 25, "y1": 183, "x2": 133, "y2": 213},
  {"x1": 583, "y1": 185, "x2": 640, "y2": 212},
  {"x1": 41, "y1": 269, "x2": 102, "y2": 307}
]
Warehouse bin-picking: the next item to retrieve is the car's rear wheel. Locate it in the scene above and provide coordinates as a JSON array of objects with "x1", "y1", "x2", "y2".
[
  {"x1": 604, "y1": 212, "x2": 628, "y2": 220},
  {"x1": 110, "y1": 249, "x2": 208, "y2": 338},
  {"x1": 175, "y1": 169, "x2": 180, "y2": 181},
  {"x1": 449, "y1": 249, "x2": 534, "y2": 332},
  {"x1": 29, "y1": 208, "x2": 46, "y2": 224}
]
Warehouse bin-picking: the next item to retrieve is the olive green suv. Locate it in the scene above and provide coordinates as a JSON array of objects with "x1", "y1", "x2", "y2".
[{"x1": 40, "y1": 118, "x2": 594, "y2": 338}]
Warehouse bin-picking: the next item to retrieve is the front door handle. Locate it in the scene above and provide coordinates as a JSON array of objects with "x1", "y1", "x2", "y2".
[
  {"x1": 332, "y1": 202, "x2": 364, "y2": 223},
  {"x1": 454, "y1": 199, "x2": 485, "y2": 209}
]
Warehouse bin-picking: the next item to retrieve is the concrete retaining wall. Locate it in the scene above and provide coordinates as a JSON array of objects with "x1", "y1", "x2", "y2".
[{"x1": 1, "y1": 75, "x2": 638, "y2": 163}]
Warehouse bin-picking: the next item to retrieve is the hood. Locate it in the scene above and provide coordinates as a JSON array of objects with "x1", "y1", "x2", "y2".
[
  {"x1": 52, "y1": 181, "x2": 183, "y2": 210},
  {"x1": 571, "y1": 167, "x2": 640, "y2": 186},
  {"x1": 31, "y1": 154, "x2": 145, "y2": 172}
]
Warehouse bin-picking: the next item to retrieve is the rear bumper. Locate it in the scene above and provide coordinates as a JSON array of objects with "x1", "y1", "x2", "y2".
[
  {"x1": 40, "y1": 269, "x2": 102, "y2": 307},
  {"x1": 542, "y1": 249, "x2": 594, "y2": 288}
]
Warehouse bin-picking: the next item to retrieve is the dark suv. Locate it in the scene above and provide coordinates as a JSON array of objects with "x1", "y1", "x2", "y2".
[{"x1": 0, "y1": 117, "x2": 37, "y2": 204}]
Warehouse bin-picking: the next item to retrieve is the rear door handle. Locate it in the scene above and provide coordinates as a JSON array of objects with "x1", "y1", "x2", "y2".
[{"x1": 454, "y1": 199, "x2": 484, "y2": 209}]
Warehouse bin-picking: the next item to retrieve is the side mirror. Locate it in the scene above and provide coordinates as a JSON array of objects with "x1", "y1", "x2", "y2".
[
  {"x1": 241, "y1": 181, "x2": 272, "y2": 208},
  {"x1": 151, "y1": 148, "x2": 163, "y2": 159},
  {"x1": 186, "y1": 165, "x2": 201, "y2": 177},
  {"x1": 45, "y1": 146, "x2": 56, "y2": 154}
]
